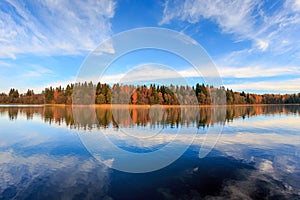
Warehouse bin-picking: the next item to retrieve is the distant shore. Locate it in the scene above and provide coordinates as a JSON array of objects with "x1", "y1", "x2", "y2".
[{"x1": 1, "y1": 103, "x2": 300, "y2": 108}]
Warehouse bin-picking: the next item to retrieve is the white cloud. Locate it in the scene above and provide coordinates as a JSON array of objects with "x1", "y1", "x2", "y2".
[
  {"x1": 98, "y1": 64, "x2": 203, "y2": 84},
  {"x1": 92, "y1": 40, "x2": 115, "y2": 55},
  {"x1": 293, "y1": 0, "x2": 300, "y2": 11},
  {"x1": 23, "y1": 71, "x2": 44, "y2": 77},
  {"x1": 98, "y1": 64, "x2": 300, "y2": 84},
  {"x1": 21, "y1": 65, "x2": 54, "y2": 78},
  {"x1": 257, "y1": 40, "x2": 269, "y2": 51},
  {"x1": 160, "y1": 0, "x2": 258, "y2": 37},
  {"x1": 160, "y1": 0, "x2": 300, "y2": 54},
  {"x1": 225, "y1": 78, "x2": 300, "y2": 93},
  {"x1": 0, "y1": 61, "x2": 11, "y2": 67},
  {"x1": 219, "y1": 65, "x2": 300, "y2": 78},
  {"x1": 0, "y1": 0, "x2": 116, "y2": 58}
]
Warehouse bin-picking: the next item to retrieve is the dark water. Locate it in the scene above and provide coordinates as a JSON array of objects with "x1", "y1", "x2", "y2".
[{"x1": 0, "y1": 105, "x2": 299, "y2": 199}]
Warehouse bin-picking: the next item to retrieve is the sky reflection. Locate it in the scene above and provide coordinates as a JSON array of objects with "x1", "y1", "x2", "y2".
[{"x1": 0, "y1": 105, "x2": 299, "y2": 199}]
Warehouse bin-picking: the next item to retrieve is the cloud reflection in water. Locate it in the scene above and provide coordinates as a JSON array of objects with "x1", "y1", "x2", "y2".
[{"x1": 0, "y1": 105, "x2": 299, "y2": 199}]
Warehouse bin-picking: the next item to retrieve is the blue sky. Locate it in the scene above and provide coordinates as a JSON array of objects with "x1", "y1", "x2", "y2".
[{"x1": 0, "y1": 0, "x2": 300, "y2": 94}]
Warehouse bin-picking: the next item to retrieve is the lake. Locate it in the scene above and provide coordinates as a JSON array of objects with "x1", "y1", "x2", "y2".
[{"x1": 0, "y1": 105, "x2": 299, "y2": 199}]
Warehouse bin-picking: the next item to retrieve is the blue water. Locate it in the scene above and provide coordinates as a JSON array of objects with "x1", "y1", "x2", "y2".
[{"x1": 0, "y1": 105, "x2": 299, "y2": 199}]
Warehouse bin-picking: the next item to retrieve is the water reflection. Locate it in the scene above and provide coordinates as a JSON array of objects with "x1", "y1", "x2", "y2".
[
  {"x1": 0, "y1": 105, "x2": 299, "y2": 199},
  {"x1": 0, "y1": 152, "x2": 111, "y2": 200},
  {"x1": 0, "y1": 105, "x2": 299, "y2": 129}
]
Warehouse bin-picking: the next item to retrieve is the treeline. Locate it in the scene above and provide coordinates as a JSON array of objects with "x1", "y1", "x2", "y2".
[{"x1": 0, "y1": 82, "x2": 300, "y2": 105}]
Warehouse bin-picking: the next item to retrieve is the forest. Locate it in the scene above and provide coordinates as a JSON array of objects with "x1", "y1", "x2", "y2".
[{"x1": 0, "y1": 82, "x2": 300, "y2": 105}]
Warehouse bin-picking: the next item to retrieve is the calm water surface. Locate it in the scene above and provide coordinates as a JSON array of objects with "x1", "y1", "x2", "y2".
[{"x1": 0, "y1": 105, "x2": 299, "y2": 199}]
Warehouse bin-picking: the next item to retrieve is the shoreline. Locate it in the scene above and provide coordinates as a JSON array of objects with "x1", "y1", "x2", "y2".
[{"x1": 0, "y1": 103, "x2": 300, "y2": 108}]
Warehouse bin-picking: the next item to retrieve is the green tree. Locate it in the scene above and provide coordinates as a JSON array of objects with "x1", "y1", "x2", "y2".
[{"x1": 96, "y1": 94, "x2": 106, "y2": 104}]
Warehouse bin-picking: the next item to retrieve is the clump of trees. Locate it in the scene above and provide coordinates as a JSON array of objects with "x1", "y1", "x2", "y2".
[
  {"x1": 0, "y1": 88, "x2": 44, "y2": 104},
  {"x1": 0, "y1": 82, "x2": 300, "y2": 105}
]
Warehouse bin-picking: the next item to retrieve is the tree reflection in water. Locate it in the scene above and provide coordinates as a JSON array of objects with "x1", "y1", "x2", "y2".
[{"x1": 1, "y1": 105, "x2": 299, "y2": 130}]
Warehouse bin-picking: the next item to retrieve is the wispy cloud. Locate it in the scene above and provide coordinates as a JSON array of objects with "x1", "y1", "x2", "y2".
[
  {"x1": 225, "y1": 78, "x2": 300, "y2": 93},
  {"x1": 21, "y1": 65, "x2": 53, "y2": 78},
  {"x1": 160, "y1": 0, "x2": 257, "y2": 36},
  {"x1": 160, "y1": 0, "x2": 300, "y2": 55},
  {"x1": 99, "y1": 64, "x2": 204, "y2": 84},
  {"x1": 0, "y1": 0, "x2": 116, "y2": 59},
  {"x1": 219, "y1": 65, "x2": 300, "y2": 78},
  {"x1": 98, "y1": 64, "x2": 300, "y2": 83},
  {"x1": 0, "y1": 60, "x2": 11, "y2": 67}
]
